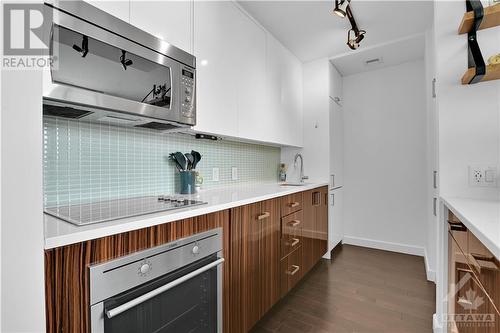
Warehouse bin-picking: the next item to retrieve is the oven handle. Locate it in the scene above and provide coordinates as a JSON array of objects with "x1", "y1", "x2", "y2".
[{"x1": 106, "y1": 257, "x2": 225, "y2": 319}]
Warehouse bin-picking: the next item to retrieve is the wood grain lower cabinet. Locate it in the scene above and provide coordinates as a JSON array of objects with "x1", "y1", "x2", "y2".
[
  {"x1": 44, "y1": 188, "x2": 327, "y2": 333},
  {"x1": 230, "y1": 198, "x2": 281, "y2": 333},
  {"x1": 44, "y1": 210, "x2": 230, "y2": 333},
  {"x1": 280, "y1": 245, "x2": 303, "y2": 297},
  {"x1": 447, "y1": 212, "x2": 500, "y2": 333}
]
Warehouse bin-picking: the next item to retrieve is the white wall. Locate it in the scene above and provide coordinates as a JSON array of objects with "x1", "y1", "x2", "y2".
[
  {"x1": 1, "y1": 69, "x2": 46, "y2": 332},
  {"x1": 435, "y1": 1, "x2": 500, "y2": 201},
  {"x1": 342, "y1": 60, "x2": 428, "y2": 256}
]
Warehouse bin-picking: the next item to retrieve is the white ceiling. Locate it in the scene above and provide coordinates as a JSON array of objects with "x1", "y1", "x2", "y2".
[
  {"x1": 238, "y1": 1, "x2": 433, "y2": 63},
  {"x1": 330, "y1": 33, "x2": 425, "y2": 76}
]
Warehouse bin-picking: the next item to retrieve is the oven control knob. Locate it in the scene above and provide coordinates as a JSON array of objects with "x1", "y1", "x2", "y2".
[
  {"x1": 192, "y1": 245, "x2": 200, "y2": 255},
  {"x1": 185, "y1": 96, "x2": 191, "y2": 103},
  {"x1": 140, "y1": 263, "x2": 151, "y2": 275}
]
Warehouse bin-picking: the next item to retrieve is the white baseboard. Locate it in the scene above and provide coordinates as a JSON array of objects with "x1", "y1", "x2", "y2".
[
  {"x1": 343, "y1": 236, "x2": 436, "y2": 283},
  {"x1": 433, "y1": 313, "x2": 443, "y2": 333},
  {"x1": 343, "y1": 235, "x2": 425, "y2": 256},
  {"x1": 424, "y1": 248, "x2": 436, "y2": 283}
]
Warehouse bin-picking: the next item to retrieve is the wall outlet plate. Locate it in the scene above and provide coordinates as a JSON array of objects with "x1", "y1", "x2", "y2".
[
  {"x1": 231, "y1": 167, "x2": 238, "y2": 180},
  {"x1": 468, "y1": 165, "x2": 498, "y2": 187},
  {"x1": 212, "y1": 168, "x2": 220, "y2": 182}
]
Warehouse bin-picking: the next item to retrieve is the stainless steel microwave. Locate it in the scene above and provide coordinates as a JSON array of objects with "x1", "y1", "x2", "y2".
[{"x1": 42, "y1": 0, "x2": 196, "y2": 130}]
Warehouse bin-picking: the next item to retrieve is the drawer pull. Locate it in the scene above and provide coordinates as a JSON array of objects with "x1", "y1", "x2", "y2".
[
  {"x1": 288, "y1": 238, "x2": 300, "y2": 247},
  {"x1": 286, "y1": 265, "x2": 300, "y2": 276},
  {"x1": 257, "y1": 212, "x2": 270, "y2": 220},
  {"x1": 288, "y1": 220, "x2": 301, "y2": 227},
  {"x1": 458, "y1": 297, "x2": 473, "y2": 307},
  {"x1": 470, "y1": 253, "x2": 499, "y2": 272},
  {"x1": 448, "y1": 220, "x2": 467, "y2": 232},
  {"x1": 289, "y1": 202, "x2": 300, "y2": 208}
]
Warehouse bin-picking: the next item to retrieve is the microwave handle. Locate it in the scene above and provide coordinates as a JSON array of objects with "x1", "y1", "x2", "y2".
[{"x1": 106, "y1": 257, "x2": 225, "y2": 319}]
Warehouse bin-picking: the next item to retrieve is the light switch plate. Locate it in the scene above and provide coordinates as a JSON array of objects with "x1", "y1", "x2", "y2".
[
  {"x1": 231, "y1": 167, "x2": 238, "y2": 180},
  {"x1": 212, "y1": 168, "x2": 220, "y2": 182},
  {"x1": 468, "y1": 165, "x2": 497, "y2": 187}
]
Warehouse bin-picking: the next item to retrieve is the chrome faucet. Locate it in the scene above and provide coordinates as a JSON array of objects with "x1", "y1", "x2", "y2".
[{"x1": 294, "y1": 153, "x2": 308, "y2": 183}]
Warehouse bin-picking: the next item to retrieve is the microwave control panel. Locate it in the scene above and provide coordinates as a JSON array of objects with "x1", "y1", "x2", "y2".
[{"x1": 181, "y1": 69, "x2": 195, "y2": 117}]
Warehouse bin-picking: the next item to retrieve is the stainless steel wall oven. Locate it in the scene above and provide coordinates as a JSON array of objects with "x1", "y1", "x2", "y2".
[
  {"x1": 43, "y1": 0, "x2": 196, "y2": 131},
  {"x1": 89, "y1": 229, "x2": 223, "y2": 333}
]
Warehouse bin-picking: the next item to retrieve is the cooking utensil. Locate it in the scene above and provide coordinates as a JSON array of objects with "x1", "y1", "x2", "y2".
[
  {"x1": 169, "y1": 153, "x2": 183, "y2": 171},
  {"x1": 191, "y1": 150, "x2": 201, "y2": 169},
  {"x1": 185, "y1": 153, "x2": 194, "y2": 170},
  {"x1": 173, "y1": 152, "x2": 187, "y2": 171}
]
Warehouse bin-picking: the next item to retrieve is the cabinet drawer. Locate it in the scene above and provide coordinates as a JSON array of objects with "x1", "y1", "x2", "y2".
[
  {"x1": 280, "y1": 246, "x2": 303, "y2": 297},
  {"x1": 281, "y1": 192, "x2": 303, "y2": 217},
  {"x1": 281, "y1": 210, "x2": 303, "y2": 259}
]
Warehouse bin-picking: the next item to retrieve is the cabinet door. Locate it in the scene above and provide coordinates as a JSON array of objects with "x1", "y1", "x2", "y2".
[
  {"x1": 236, "y1": 13, "x2": 268, "y2": 143},
  {"x1": 130, "y1": 1, "x2": 193, "y2": 53},
  {"x1": 330, "y1": 187, "x2": 343, "y2": 250},
  {"x1": 193, "y1": 1, "x2": 239, "y2": 137},
  {"x1": 260, "y1": 198, "x2": 281, "y2": 315},
  {"x1": 86, "y1": 0, "x2": 129, "y2": 22},
  {"x1": 329, "y1": 98, "x2": 344, "y2": 188},
  {"x1": 266, "y1": 34, "x2": 303, "y2": 146},
  {"x1": 318, "y1": 187, "x2": 328, "y2": 257}
]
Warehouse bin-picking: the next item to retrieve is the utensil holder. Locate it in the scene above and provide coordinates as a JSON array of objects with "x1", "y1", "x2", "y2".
[{"x1": 179, "y1": 170, "x2": 197, "y2": 194}]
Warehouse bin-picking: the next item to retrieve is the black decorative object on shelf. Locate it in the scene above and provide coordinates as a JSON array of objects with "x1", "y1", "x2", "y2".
[{"x1": 465, "y1": 0, "x2": 486, "y2": 84}]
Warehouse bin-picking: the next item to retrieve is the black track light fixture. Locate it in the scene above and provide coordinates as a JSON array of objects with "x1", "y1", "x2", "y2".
[
  {"x1": 120, "y1": 50, "x2": 133, "y2": 70},
  {"x1": 72, "y1": 35, "x2": 89, "y2": 57},
  {"x1": 333, "y1": 0, "x2": 350, "y2": 18},
  {"x1": 334, "y1": 3, "x2": 366, "y2": 51}
]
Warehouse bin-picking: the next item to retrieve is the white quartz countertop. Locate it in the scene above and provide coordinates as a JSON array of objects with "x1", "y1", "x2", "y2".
[
  {"x1": 44, "y1": 182, "x2": 328, "y2": 249},
  {"x1": 441, "y1": 196, "x2": 500, "y2": 259}
]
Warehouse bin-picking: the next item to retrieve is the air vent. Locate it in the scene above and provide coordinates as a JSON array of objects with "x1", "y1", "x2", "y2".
[
  {"x1": 135, "y1": 122, "x2": 178, "y2": 131},
  {"x1": 43, "y1": 104, "x2": 93, "y2": 119},
  {"x1": 365, "y1": 57, "x2": 383, "y2": 66}
]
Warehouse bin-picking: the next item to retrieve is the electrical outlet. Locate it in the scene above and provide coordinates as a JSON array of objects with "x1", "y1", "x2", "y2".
[
  {"x1": 231, "y1": 167, "x2": 238, "y2": 180},
  {"x1": 212, "y1": 168, "x2": 220, "y2": 182},
  {"x1": 468, "y1": 165, "x2": 497, "y2": 187}
]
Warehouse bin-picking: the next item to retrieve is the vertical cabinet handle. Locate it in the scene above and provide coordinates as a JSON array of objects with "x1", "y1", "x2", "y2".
[
  {"x1": 433, "y1": 171, "x2": 438, "y2": 189},
  {"x1": 432, "y1": 78, "x2": 436, "y2": 98},
  {"x1": 331, "y1": 174, "x2": 335, "y2": 188},
  {"x1": 331, "y1": 193, "x2": 335, "y2": 206},
  {"x1": 286, "y1": 265, "x2": 300, "y2": 276},
  {"x1": 433, "y1": 197, "x2": 437, "y2": 216},
  {"x1": 257, "y1": 212, "x2": 270, "y2": 220}
]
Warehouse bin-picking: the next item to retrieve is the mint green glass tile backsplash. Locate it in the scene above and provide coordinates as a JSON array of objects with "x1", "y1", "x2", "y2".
[{"x1": 43, "y1": 117, "x2": 281, "y2": 207}]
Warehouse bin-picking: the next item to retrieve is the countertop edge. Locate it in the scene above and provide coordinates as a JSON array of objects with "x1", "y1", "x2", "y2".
[
  {"x1": 441, "y1": 196, "x2": 500, "y2": 260},
  {"x1": 44, "y1": 182, "x2": 329, "y2": 249}
]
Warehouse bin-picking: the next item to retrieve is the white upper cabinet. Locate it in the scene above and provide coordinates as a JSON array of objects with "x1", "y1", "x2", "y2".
[
  {"x1": 86, "y1": 0, "x2": 130, "y2": 22},
  {"x1": 266, "y1": 34, "x2": 303, "y2": 147},
  {"x1": 129, "y1": 1, "x2": 193, "y2": 53},
  {"x1": 193, "y1": 1, "x2": 241, "y2": 137},
  {"x1": 235, "y1": 11, "x2": 268, "y2": 143}
]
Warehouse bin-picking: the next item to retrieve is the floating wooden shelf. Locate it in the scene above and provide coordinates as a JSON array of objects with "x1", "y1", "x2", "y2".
[
  {"x1": 461, "y1": 64, "x2": 500, "y2": 84},
  {"x1": 458, "y1": 3, "x2": 500, "y2": 34}
]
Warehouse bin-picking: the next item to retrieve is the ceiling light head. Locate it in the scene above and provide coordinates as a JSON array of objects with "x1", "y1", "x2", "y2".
[
  {"x1": 120, "y1": 50, "x2": 133, "y2": 70},
  {"x1": 333, "y1": 0, "x2": 350, "y2": 18},
  {"x1": 347, "y1": 29, "x2": 360, "y2": 50},
  {"x1": 355, "y1": 29, "x2": 366, "y2": 43}
]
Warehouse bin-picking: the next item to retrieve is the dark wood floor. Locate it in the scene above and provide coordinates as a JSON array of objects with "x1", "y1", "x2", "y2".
[{"x1": 251, "y1": 245, "x2": 436, "y2": 333}]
